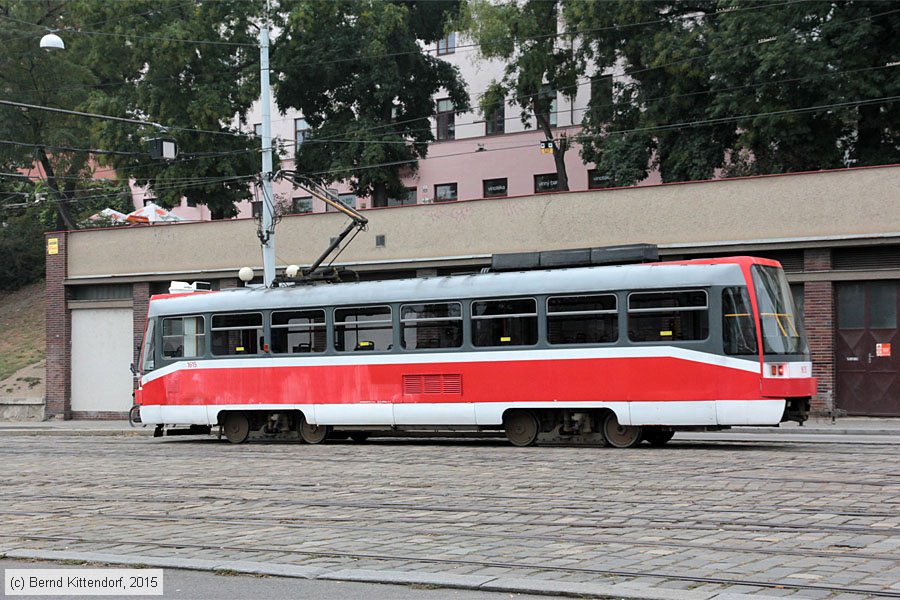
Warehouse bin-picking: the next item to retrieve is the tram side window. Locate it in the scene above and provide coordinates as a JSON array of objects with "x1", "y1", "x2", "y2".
[
  {"x1": 211, "y1": 313, "x2": 263, "y2": 355},
  {"x1": 335, "y1": 306, "x2": 393, "y2": 352},
  {"x1": 401, "y1": 302, "x2": 463, "y2": 350},
  {"x1": 547, "y1": 294, "x2": 618, "y2": 345},
  {"x1": 722, "y1": 287, "x2": 758, "y2": 355},
  {"x1": 472, "y1": 298, "x2": 537, "y2": 347},
  {"x1": 162, "y1": 316, "x2": 206, "y2": 358},
  {"x1": 271, "y1": 309, "x2": 326, "y2": 354},
  {"x1": 628, "y1": 290, "x2": 709, "y2": 342}
]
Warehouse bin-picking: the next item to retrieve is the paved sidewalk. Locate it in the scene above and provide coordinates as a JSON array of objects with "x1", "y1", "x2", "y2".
[{"x1": 0, "y1": 416, "x2": 897, "y2": 436}]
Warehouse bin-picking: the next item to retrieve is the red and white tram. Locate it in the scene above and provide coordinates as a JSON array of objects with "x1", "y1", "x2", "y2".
[{"x1": 135, "y1": 255, "x2": 815, "y2": 447}]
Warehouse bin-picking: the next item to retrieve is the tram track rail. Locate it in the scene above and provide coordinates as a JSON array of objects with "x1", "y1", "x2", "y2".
[
  {"x1": 3, "y1": 532, "x2": 899, "y2": 598},
  {"x1": 2, "y1": 508, "x2": 897, "y2": 563},
  {"x1": 2, "y1": 490, "x2": 898, "y2": 538},
  {"x1": 3, "y1": 475, "x2": 897, "y2": 528}
]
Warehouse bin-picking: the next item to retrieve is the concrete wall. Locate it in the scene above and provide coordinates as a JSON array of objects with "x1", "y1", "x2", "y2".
[{"x1": 68, "y1": 165, "x2": 900, "y2": 282}]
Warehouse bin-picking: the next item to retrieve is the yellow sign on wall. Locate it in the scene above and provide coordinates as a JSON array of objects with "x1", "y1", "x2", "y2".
[{"x1": 47, "y1": 238, "x2": 59, "y2": 255}]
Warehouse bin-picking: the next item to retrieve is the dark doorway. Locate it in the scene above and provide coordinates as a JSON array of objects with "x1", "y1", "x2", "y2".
[{"x1": 835, "y1": 280, "x2": 900, "y2": 416}]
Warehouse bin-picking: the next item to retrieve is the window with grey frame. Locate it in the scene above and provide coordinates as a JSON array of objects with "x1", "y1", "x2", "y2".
[
  {"x1": 472, "y1": 298, "x2": 538, "y2": 347},
  {"x1": 486, "y1": 102, "x2": 505, "y2": 135},
  {"x1": 547, "y1": 294, "x2": 618, "y2": 345},
  {"x1": 435, "y1": 183, "x2": 458, "y2": 202},
  {"x1": 722, "y1": 287, "x2": 757, "y2": 355},
  {"x1": 334, "y1": 306, "x2": 393, "y2": 352},
  {"x1": 211, "y1": 313, "x2": 263, "y2": 355},
  {"x1": 162, "y1": 315, "x2": 206, "y2": 359},
  {"x1": 401, "y1": 302, "x2": 463, "y2": 350},
  {"x1": 628, "y1": 290, "x2": 709, "y2": 342},
  {"x1": 271, "y1": 309, "x2": 326, "y2": 354},
  {"x1": 436, "y1": 98, "x2": 454, "y2": 141}
]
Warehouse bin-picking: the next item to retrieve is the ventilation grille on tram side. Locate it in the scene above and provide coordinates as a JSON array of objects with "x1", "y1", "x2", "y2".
[
  {"x1": 832, "y1": 246, "x2": 900, "y2": 271},
  {"x1": 403, "y1": 374, "x2": 463, "y2": 395}
]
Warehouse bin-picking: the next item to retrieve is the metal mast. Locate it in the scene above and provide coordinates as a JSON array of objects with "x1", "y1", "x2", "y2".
[{"x1": 258, "y1": 10, "x2": 276, "y2": 287}]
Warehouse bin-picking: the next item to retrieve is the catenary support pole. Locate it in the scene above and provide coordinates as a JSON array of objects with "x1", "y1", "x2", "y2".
[{"x1": 259, "y1": 21, "x2": 276, "y2": 287}]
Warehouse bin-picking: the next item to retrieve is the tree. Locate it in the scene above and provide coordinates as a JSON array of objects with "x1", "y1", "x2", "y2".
[
  {"x1": 273, "y1": 0, "x2": 469, "y2": 207},
  {"x1": 0, "y1": 1, "x2": 263, "y2": 224},
  {"x1": 705, "y1": 0, "x2": 900, "y2": 175},
  {"x1": 566, "y1": 0, "x2": 899, "y2": 185},
  {"x1": 0, "y1": 1, "x2": 102, "y2": 229},
  {"x1": 76, "y1": 0, "x2": 264, "y2": 219},
  {"x1": 461, "y1": 0, "x2": 580, "y2": 191}
]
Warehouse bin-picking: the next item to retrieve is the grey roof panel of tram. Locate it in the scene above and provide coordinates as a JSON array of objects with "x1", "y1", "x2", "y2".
[{"x1": 147, "y1": 262, "x2": 748, "y2": 317}]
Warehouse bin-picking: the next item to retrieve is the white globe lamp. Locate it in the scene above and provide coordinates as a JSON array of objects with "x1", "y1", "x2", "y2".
[
  {"x1": 238, "y1": 267, "x2": 254, "y2": 283},
  {"x1": 40, "y1": 32, "x2": 65, "y2": 51}
]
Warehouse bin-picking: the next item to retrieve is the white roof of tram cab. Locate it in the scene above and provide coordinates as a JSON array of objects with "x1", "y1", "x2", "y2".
[{"x1": 147, "y1": 261, "x2": 750, "y2": 318}]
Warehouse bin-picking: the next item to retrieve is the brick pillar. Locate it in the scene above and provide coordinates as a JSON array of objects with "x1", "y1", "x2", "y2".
[
  {"x1": 45, "y1": 232, "x2": 71, "y2": 420},
  {"x1": 803, "y1": 248, "x2": 834, "y2": 415},
  {"x1": 132, "y1": 282, "x2": 150, "y2": 393},
  {"x1": 219, "y1": 277, "x2": 242, "y2": 289}
]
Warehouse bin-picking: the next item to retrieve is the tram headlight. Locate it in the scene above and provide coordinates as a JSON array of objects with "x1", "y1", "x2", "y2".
[{"x1": 238, "y1": 266, "x2": 254, "y2": 282}]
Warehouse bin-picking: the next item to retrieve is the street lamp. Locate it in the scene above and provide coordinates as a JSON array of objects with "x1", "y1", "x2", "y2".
[{"x1": 39, "y1": 32, "x2": 65, "y2": 50}]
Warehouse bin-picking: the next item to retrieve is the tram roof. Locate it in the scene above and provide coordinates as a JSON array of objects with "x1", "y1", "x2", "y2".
[{"x1": 148, "y1": 258, "x2": 759, "y2": 318}]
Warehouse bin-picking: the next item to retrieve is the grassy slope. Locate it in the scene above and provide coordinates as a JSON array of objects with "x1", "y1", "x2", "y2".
[{"x1": 0, "y1": 282, "x2": 45, "y2": 381}]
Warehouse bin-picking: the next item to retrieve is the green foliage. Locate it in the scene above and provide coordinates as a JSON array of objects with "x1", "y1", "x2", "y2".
[
  {"x1": 0, "y1": 0, "x2": 263, "y2": 223},
  {"x1": 460, "y1": 0, "x2": 581, "y2": 190},
  {"x1": 76, "y1": 0, "x2": 263, "y2": 219},
  {"x1": 566, "y1": 0, "x2": 900, "y2": 185},
  {"x1": 0, "y1": 205, "x2": 45, "y2": 291},
  {"x1": 273, "y1": 0, "x2": 469, "y2": 206}
]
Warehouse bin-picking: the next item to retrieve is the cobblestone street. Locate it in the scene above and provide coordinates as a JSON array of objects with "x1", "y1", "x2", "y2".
[{"x1": 1, "y1": 434, "x2": 898, "y2": 599}]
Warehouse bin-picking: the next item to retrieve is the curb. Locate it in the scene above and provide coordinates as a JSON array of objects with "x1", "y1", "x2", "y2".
[{"x1": 0, "y1": 548, "x2": 786, "y2": 600}]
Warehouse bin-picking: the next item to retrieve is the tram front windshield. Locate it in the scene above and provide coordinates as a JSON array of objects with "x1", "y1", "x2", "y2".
[{"x1": 751, "y1": 265, "x2": 808, "y2": 355}]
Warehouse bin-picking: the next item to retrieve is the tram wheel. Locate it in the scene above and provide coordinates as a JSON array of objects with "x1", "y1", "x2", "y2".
[
  {"x1": 601, "y1": 412, "x2": 642, "y2": 448},
  {"x1": 350, "y1": 432, "x2": 370, "y2": 443},
  {"x1": 222, "y1": 412, "x2": 250, "y2": 444},
  {"x1": 643, "y1": 430, "x2": 675, "y2": 446},
  {"x1": 299, "y1": 420, "x2": 330, "y2": 444},
  {"x1": 504, "y1": 410, "x2": 539, "y2": 447}
]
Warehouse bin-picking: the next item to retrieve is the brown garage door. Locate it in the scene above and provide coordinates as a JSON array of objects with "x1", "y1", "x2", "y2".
[{"x1": 835, "y1": 281, "x2": 899, "y2": 416}]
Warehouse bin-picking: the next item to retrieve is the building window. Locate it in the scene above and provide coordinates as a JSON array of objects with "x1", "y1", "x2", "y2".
[
  {"x1": 486, "y1": 103, "x2": 505, "y2": 136},
  {"x1": 292, "y1": 196, "x2": 312, "y2": 214},
  {"x1": 437, "y1": 32, "x2": 456, "y2": 55},
  {"x1": 400, "y1": 302, "x2": 463, "y2": 350},
  {"x1": 271, "y1": 309, "x2": 326, "y2": 354},
  {"x1": 324, "y1": 191, "x2": 355, "y2": 212},
  {"x1": 591, "y1": 76, "x2": 614, "y2": 123},
  {"x1": 162, "y1": 316, "x2": 205, "y2": 359},
  {"x1": 294, "y1": 118, "x2": 309, "y2": 148},
  {"x1": 388, "y1": 187, "x2": 417, "y2": 206},
  {"x1": 472, "y1": 298, "x2": 538, "y2": 347},
  {"x1": 334, "y1": 306, "x2": 393, "y2": 352},
  {"x1": 588, "y1": 169, "x2": 612, "y2": 190},
  {"x1": 483, "y1": 178, "x2": 508, "y2": 198},
  {"x1": 435, "y1": 183, "x2": 458, "y2": 202},
  {"x1": 628, "y1": 290, "x2": 709, "y2": 342},
  {"x1": 537, "y1": 87, "x2": 557, "y2": 128},
  {"x1": 534, "y1": 173, "x2": 559, "y2": 193},
  {"x1": 253, "y1": 123, "x2": 262, "y2": 136},
  {"x1": 547, "y1": 295, "x2": 618, "y2": 345},
  {"x1": 211, "y1": 313, "x2": 263, "y2": 355},
  {"x1": 436, "y1": 98, "x2": 454, "y2": 141}
]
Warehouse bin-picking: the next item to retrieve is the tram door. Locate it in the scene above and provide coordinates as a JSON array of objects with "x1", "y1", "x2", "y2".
[{"x1": 835, "y1": 281, "x2": 900, "y2": 416}]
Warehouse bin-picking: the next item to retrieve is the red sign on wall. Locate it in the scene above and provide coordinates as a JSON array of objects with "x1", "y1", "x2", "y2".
[{"x1": 876, "y1": 343, "x2": 892, "y2": 357}]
